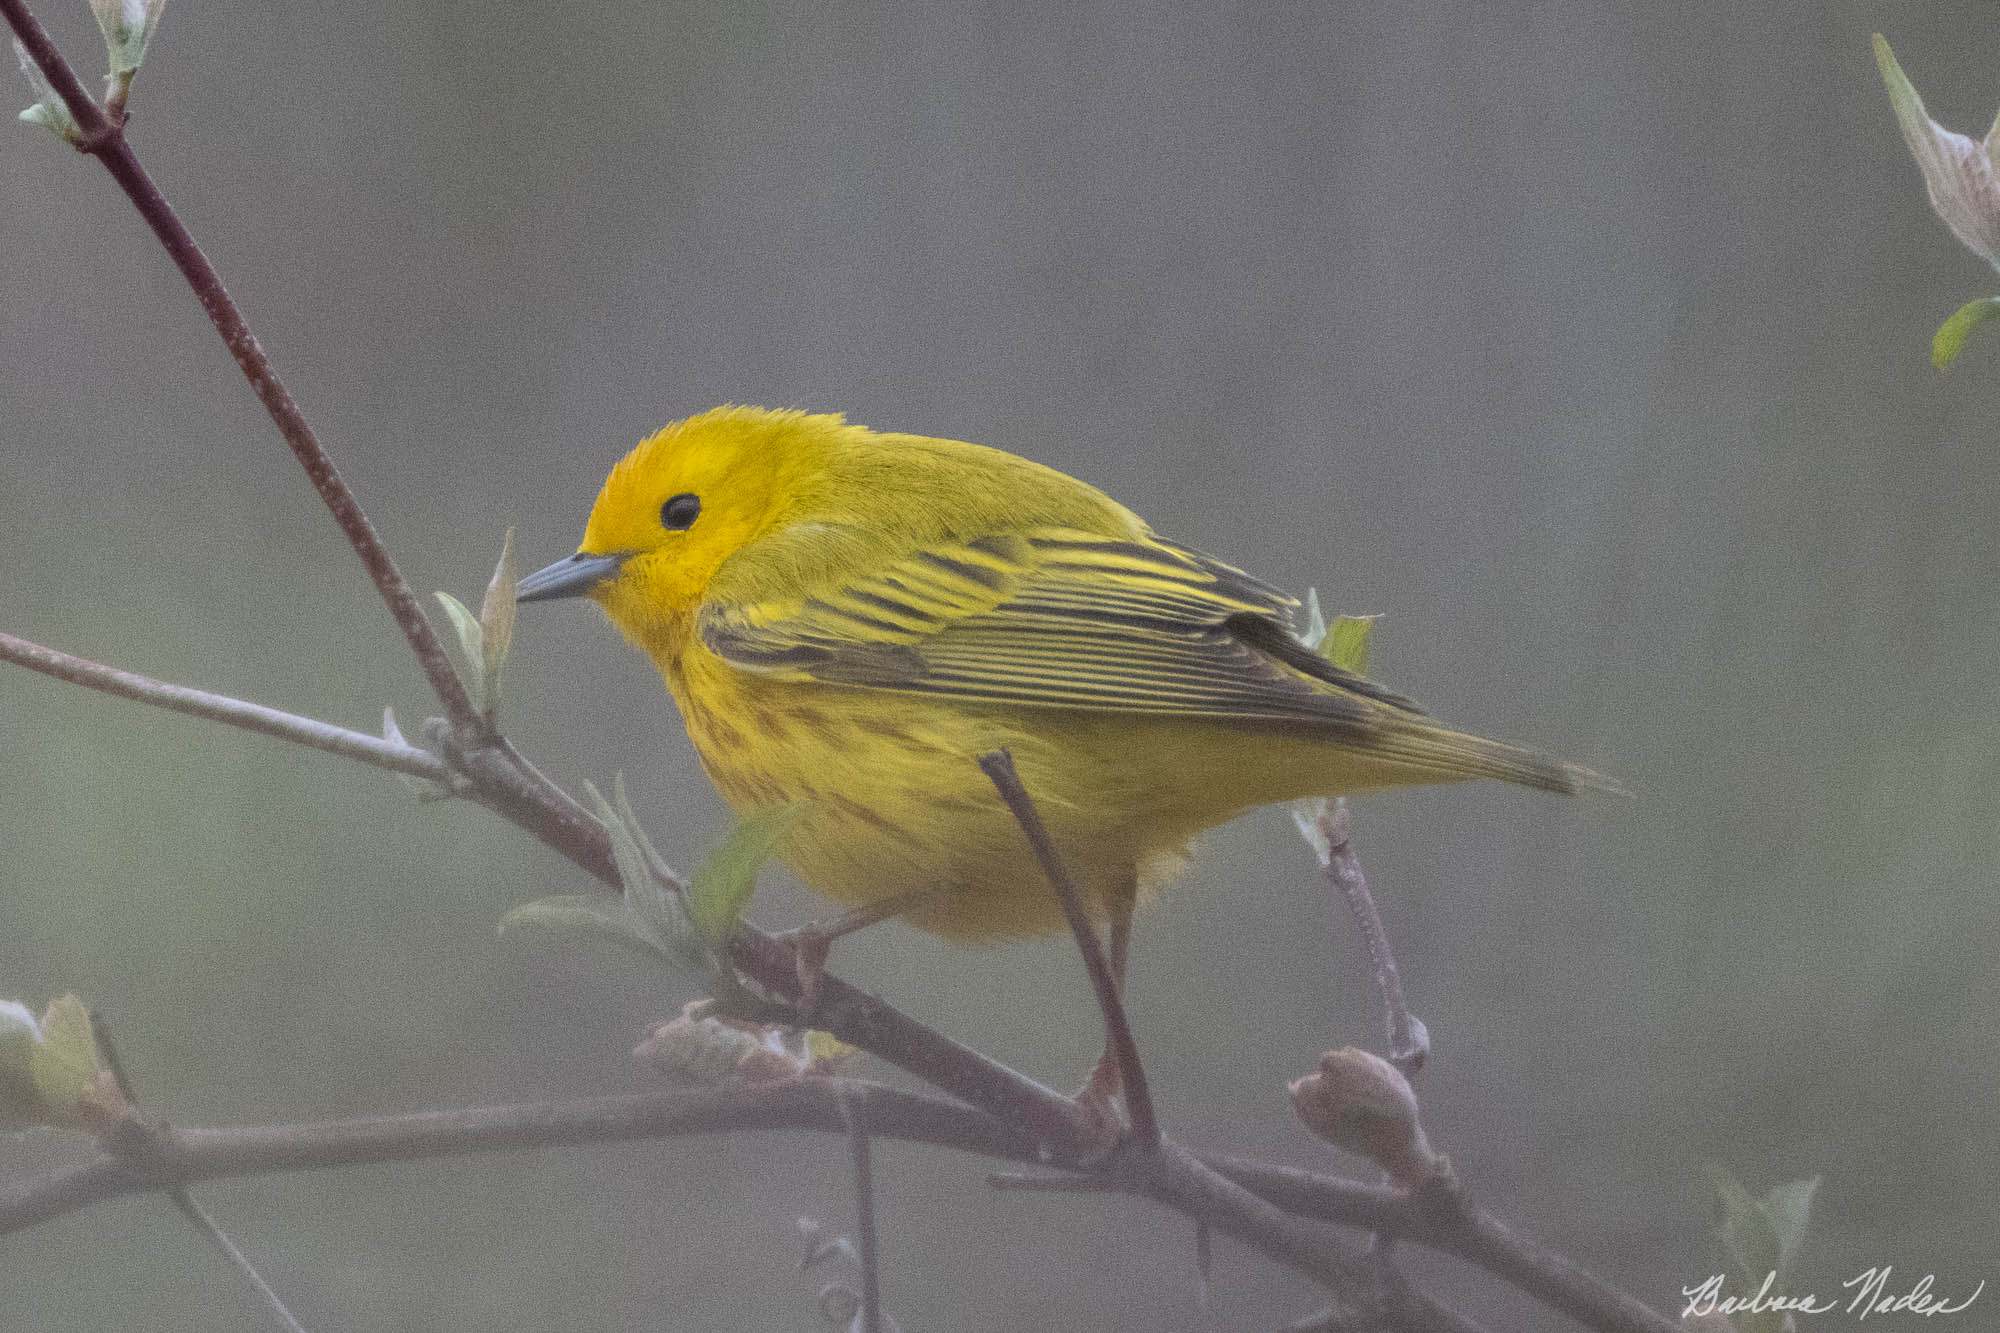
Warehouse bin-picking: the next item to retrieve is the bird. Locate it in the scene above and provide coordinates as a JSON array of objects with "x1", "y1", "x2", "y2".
[{"x1": 515, "y1": 406, "x2": 1598, "y2": 1030}]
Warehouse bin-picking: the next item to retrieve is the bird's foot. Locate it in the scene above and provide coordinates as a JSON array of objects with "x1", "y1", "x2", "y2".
[
  {"x1": 774, "y1": 924, "x2": 835, "y2": 1018},
  {"x1": 772, "y1": 888, "x2": 945, "y2": 1018},
  {"x1": 1070, "y1": 1041, "x2": 1128, "y2": 1153}
]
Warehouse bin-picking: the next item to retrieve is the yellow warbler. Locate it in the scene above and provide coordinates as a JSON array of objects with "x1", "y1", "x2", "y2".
[{"x1": 518, "y1": 406, "x2": 1597, "y2": 942}]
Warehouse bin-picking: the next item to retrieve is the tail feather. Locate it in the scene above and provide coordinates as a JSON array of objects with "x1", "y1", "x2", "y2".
[{"x1": 1365, "y1": 722, "x2": 1623, "y2": 797}]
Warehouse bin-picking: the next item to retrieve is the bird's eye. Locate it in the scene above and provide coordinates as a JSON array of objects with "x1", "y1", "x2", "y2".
[{"x1": 659, "y1": 493, "x2": 701, "y2": 531}]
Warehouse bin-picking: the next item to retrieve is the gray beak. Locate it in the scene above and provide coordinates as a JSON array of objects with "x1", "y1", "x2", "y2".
[{"x1": 516, "y1": 551, "x2": 628, "y2": 603}]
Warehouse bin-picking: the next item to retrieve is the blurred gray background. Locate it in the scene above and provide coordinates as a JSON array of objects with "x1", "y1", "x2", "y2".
[{"x1": 3, "y1": 1, "x2": 1996, "y2": 1328}]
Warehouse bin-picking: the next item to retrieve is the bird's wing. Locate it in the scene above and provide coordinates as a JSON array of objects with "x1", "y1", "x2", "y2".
[{"x1": 699, "y1": 527, "x2": 1421, "y2": 728}]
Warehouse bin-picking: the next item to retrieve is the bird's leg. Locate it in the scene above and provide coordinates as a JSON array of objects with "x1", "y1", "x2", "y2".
[
  {"x1": 1078, "y1": 877, "x2": 1138, "y2": 1109},
  {"x1": 776, "y1": 885, "x2": 945, "y2": 1016}
]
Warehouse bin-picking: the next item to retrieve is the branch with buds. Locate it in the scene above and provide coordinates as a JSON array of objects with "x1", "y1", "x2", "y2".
[{"x1": 0, "y1": 2, "x2": 1697, "y2": 1330}]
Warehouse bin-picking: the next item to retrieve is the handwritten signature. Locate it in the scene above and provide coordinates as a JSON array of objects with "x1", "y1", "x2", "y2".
[{"x1": 1683, "y1": 1268, "x2": 1985, "y2": 1320}]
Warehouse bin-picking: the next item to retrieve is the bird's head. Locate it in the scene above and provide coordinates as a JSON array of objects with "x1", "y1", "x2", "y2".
[{"x1": 516, "y1": 405, "x2": 843, "y2": 644}]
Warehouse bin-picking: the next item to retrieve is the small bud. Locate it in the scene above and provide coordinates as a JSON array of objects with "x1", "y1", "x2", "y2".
[
  {"x1": 1876, "y1": 34, "x2": 2000, "y2": 270},
  {"x1": 796, "y1": 1216, "x2": 859, "y2": 1273},
  {"x1": 0, "y1": 1000, "x2": 47, "y2": 1128},
  {"x1": 433, "y1": 591, "x2": 487, "y2": 715},
  {"x1": 632, "y1": 1001, "x2": 807, "y2": 1086},
  {"x1": 89, "y1": 0, "x2": 167, "y2": 77},
  {"x1": 0, "y1": 996, "x2": 126, "y2": 1130},
  {"x1": 477, "y1": 529, "x2": 517, "y2": 721},
  {"x1": 803, "y1": 1029, "x2": 860, "y2": 1075},
  {"x1": 1289, "y1": 1046, "x2": 1441, "y2": 1188},
  {"x1": 816, "y1": 1282, "x2": 862, "y2": 1327},
  {"x1": 13, "y1": 39, "x2": 80, "y2": 144}
]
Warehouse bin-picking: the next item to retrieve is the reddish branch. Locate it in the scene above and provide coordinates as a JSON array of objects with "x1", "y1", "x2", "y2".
[
  {"x1": 0, "y1": 0, "x2": 481, "y2": 739},
  {"x1": 979, "y1": 749, "x2": 1160, "y2": 1147}
]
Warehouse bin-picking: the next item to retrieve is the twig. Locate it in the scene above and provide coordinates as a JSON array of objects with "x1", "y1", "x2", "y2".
[
  {"x1": 0, "y1": 1086, "x2": 1676, "y2": 1331},
  {"x1": 1309, "y1": 801, "x2": 1427, "y2": 1073},
  {"x1": 0, "y1": 632, "x2": 449, "y2": 784},
  {"x1": 0, "y1": 645, "x2": 1677, "y2": 1331},
  {"x1": 836, "y1": 1085, "x2": 883, "y2": 1333},
  {"x1": 1194, "y1": 1218, "x2": 1217, "y2": 1328},
  {"x1": 0, "y1": 0, "x2": 483, "y2": 740},
  {"x1": 1129, "y1": 1143, "x2": 1486, "y2": 1333},
  {"x1": 0, "y1": 627, "x2": 1105, "y2": 1163},
  {"x1": 168, "y1": 1193, "x2": 311, "y2": 1333},
  {"x1": 984, "y1": 1171, "x2": 1123, "y2": 1194},
  {"x1": 0, "y1": 1080, "x2": 1033, "y2": 1238},
  {"x1": 91, "y1": 1017, "x2": 312, "y2": 1333},
  {"x1": 1210, "y1": 1157, "x2": 1679, "y2": 1333},
  {"x1": 977, "y1": 750, "x2": 1159, "y2": 1147}
]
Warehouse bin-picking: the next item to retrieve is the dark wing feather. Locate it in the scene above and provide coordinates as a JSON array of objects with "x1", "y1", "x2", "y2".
[{"x1": 700, "y1": 527, "x2": 1422, "y2": 728}]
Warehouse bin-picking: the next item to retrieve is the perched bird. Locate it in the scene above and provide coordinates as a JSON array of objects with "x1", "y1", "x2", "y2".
[{"x1": 518, "y1": 406, "x2": 1597, "y2": 956}]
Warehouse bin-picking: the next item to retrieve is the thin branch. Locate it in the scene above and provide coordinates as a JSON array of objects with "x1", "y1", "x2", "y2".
[
  {"x1": 92, "y1": 1016, "x2": 312, "y2": 1333},
  {"x1": 169, "y1": 1192, "x2": 311, "y2": 1333},
  {"x1": 0, "y1": 632, "x2": 449, "y2": 784},
  {"x1": 984, "y1": 1172, "x2": 1124, "y2": 1194},
  {"x1": 0, "y1": 639, "x2": 1673, "y2": 1331},
  {"x1": 1209, "y1": 1157, "x2": 1679, "y2": 1333},
  {"x1": 0, "y1": 1086, "x2": 1677, "y2": 1332},
  {"x1": 0, "y1": 626, "x2": 1103, "y2": 1163},
  {"x1": 0, "y1": 1080, "x2": 1034, "y2": 1238},
  {"x1": 0, "y1": 0, "x2": 483, "y2": 738},
  {"x1": 1128, "y1": 1143, "x2": 1487, "y2": 1333},
  {"x1": 1308, "y1": 801, "x2": 1426, "y2": 1073},
  {"x1": 977, "y1": 749, "x2": 1159, "y2": 1147},
  {"x1": 836, "y1": 1085, "x2": 883, "y2": 1333}
]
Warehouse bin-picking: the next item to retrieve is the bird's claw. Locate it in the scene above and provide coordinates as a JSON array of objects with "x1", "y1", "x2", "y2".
[{"x1": 777, "y1": 926, "x2": 834, "y2": 1018}]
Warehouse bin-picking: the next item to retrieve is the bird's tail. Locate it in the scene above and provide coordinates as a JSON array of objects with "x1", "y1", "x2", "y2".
[{"x1": 1363, "y1": 719, "x2": 1623, "y2": 796}]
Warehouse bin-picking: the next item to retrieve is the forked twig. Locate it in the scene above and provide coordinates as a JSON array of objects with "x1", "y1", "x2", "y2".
[
  {"x1": 92, "y1": 1017, "x2": 311, "y2": 1333},
  {"x1": 977, "y1": 750, "x2": 1159, "y2": 1147}
]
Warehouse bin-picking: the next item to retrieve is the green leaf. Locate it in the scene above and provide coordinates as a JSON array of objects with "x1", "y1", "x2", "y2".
[
  {"x1": 477, "y1": 529, "x2": 517, "y2": 717},
  {"x1": 1704, "y1": 1163, "x2": 1779, "y2": 1279},
  {"x1": 686, "y1": 804, "x2": 801, "y2": 948},
  {"x1": 29, "y1": 996, "x2": 99, "y2": 1120},
  {"x1": 1702, "y1": 1163, "x2": 1819, "y2": 1333},
  {"x1": 90, "y1": 0, "x2": 167, "y2": 77},
  {"x1": 1932, "y1": 297, "x2": 2000, "y2": 370},
  {"x1": 12, "y1": 39, "x2": 79, "y2": 144},
  {"x1": 1324, "y1": 615, "x2": 1378, "y2": 676},
  {"x1": 610, "y1": 773, "x2": 678, "y2": 896},
  {"x1": 1763, "y1": 1175, "x2": 1820, "y2": 1273},
  {"x1": 433, "y1": 591, "x2": 486, "y2": 714},
  {"x1": 1874, "y1": 34, "x2": 1930, "y2": 157},
  {"x1": 498, "y1": 893, "x2": 668, "y2": 963},
  {"x1": 584, "y1": 779, "x2": 699, "y2": 966}
]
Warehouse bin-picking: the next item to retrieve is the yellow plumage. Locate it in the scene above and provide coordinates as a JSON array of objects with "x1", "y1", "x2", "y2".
[{"x1": 518, "y1": 406, "x2": 1596, "y2": 940}]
